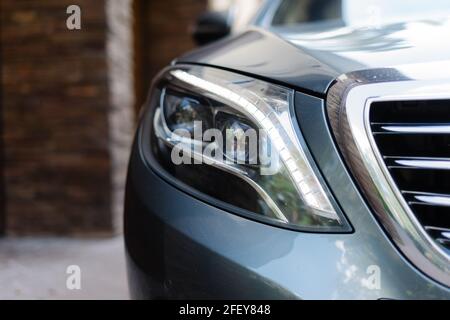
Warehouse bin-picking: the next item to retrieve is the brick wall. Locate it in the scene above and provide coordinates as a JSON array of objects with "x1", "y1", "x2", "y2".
[
  {"x1": 134, "y1": 0, "x2": 208, "y2": 110},
  {"x1": 0, "y1": 0, "x2": 204, "y2": 235},
  {"x1": 1, "y1": 0, "x2": 133, "y2": 235}
]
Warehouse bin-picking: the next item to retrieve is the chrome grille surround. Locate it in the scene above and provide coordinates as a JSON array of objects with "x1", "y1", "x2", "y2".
[{"x1": 327, "y1": 72, "x2": 450, "y2": 288}]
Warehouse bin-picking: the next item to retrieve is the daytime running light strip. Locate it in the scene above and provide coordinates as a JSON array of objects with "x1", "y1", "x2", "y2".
[{"x1": 170, "y1": 70, "x2": 335, "y2": 217}]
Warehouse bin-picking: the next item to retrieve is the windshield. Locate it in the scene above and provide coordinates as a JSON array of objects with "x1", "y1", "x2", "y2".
[{"x1": 272, "y1": 0, "x2": 450, "y2": 27}]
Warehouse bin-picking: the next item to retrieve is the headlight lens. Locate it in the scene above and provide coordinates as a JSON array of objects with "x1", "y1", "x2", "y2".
[{"x1": 147, "y1": 65, "x2": 350, "y2": 231}]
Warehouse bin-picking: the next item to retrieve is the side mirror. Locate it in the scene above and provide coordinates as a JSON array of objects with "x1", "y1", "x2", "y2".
[{"x1": 192, "y1": 11, "x2": 232, "y2": 46}]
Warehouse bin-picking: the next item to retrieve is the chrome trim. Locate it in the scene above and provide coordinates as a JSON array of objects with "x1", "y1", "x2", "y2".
[
  {"x1": 414, "y1": 194, "x2": 450, "y2": 207},
  {"x1": 425, "y1": 226, "x2": 450, "y2": 243},
  {"x1": 404, "y1": 191, "x2": 450, "y2": 207},
  {"x1": 437, "y1": 238, "x2": 450, "y2": 246},
  {"x1": 425, "y1": 226, "x2": 450, "y2": 232},
  {"x1": 379, "y1": 124, "x2": 450, "y2": 134},
  {"x1": 390, "y1": 158, "x2": 450, "y2": 170},
  {"x1": 343, "y1": 80, "x2": 450, "y2": 287}
]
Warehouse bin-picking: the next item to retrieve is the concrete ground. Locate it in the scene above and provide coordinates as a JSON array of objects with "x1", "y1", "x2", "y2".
[{"x1": 0, "y1": 236, "x2": 129, "y2": 299}]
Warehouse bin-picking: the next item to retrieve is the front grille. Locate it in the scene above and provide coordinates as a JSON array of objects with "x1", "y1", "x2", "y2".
[{"x1": 369, "y1": 100, "x2": 450, "y2": 253}]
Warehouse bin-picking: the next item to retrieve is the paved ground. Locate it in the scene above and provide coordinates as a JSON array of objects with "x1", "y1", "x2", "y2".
[{"x1": 0, "y1": 236, "x2": 129, "y2": 299}]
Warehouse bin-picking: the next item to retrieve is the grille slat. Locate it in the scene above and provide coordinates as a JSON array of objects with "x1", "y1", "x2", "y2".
[
  {"x1": 373, "y1": 134, "x2": 450, "y2": 157},
  {"x1": 391, "y1": 168, "x2": 450, "y2": 194},
  {"x1": 424, "y1": 227, "x2": 450, "y2": 251},
  {"x1": 370, "y1": 99, "x2": 450, "y2": 254},
  {"x1": 372, "y1": 123, "x2": 450, "y2": 134},
  {"x1": 403, "y1": 191, "x2": 450, "y2": 207},
  {"x1": 385, "y1": 157, "x2": 450, "y2": 170}
]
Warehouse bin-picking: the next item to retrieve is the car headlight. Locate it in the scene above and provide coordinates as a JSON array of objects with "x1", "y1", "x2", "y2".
[{"x1": 143, "y1": 65, "x2": 350, "y2": 232}]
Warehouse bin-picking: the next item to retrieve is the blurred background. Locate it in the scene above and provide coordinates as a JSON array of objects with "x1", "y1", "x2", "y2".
[{"x1": 0, "y1": 0, "x2": 262, "y2": 299}]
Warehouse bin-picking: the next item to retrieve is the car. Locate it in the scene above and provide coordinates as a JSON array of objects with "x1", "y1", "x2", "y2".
[{"x1": 124, "y1": 0, "x2": 450, "y2": 299}]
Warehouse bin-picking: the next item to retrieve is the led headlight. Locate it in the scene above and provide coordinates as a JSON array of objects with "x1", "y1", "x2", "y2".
[{"x1": 146, "y1": 65, "x2": 350, "y2": 231}]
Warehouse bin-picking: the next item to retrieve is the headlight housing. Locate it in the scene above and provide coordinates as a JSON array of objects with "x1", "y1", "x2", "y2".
[{"x1": 143, "y1": 65, "x2": 351, "y2": 232}]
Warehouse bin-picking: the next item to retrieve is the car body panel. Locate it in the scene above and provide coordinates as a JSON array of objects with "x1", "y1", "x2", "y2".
[
  {"x1": 178, "y1": 19, "x2": 450, "y2": 95},
  {"x1": 124, "y1": 94, "x2": 450, "y2": 299},
  {"x1": 176, "y1": 29, "x2": 339, "y2": 96},
  {"x1": 126, "y1": 9, "x2": 450, "y2": 299}
]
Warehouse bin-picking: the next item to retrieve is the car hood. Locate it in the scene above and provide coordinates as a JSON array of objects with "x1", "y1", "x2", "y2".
[
  {"x1": 281, "y1": 18, "x2": 450, "y2": 75},
  {"x1": 178, "y1": 18, "x2": 450, "y2": 95}
]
